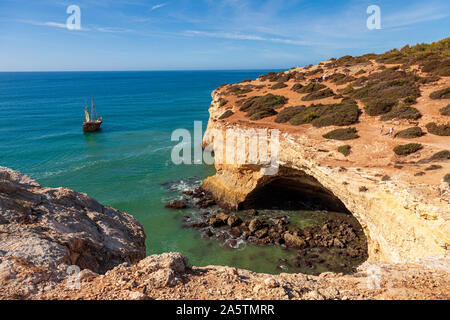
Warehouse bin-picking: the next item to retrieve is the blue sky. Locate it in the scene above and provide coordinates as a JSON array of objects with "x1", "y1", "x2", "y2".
[{"x1": 0, "y1": 0, "x2": 449, "y2": 71}]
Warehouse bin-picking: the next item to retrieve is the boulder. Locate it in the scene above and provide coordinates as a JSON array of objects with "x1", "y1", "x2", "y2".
[
  {"x1": 0, "y1": 167, "x2": 146, "y2": 275},
  {"x1": 165, "y1": 200, "x2": 187, "y2": 209},
  {"x1": 227, "y1": 214, "x2": 242, "y2": 227},
  {"x1": 248, "y1": 219, "x2": 263, "y2": 233},
  {"x1": 283, "y1": 232, "x2": 307, "y2": 249}
]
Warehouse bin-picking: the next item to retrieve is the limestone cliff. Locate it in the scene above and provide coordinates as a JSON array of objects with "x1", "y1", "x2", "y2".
[{"x1": 202, "y1": 76, "x2": 450, "y2": 264}]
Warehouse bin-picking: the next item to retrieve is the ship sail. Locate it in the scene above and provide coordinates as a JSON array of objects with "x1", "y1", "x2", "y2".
[{"x1": 84, "y1": 107, "x2": 90, "y2": 122}]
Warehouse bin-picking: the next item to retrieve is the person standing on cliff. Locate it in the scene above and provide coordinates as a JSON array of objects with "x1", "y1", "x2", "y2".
[{"x1": 389, "y1": 127, "x2": 394, "y2": 138}]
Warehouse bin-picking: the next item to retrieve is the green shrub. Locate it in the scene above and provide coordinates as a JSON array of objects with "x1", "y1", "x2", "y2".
[
  {"x1": 444, "y1": 174, "x2": 450, "y2": 184},
  {"x1": 297, "y1": 83, "x2": 326, "y2": 93},
  {"x1": 291, "y1": 83, "x2": 304, "y2": 92},
  {"x1": 250, "y1": 109, "x2": 278, "y2": 120},
  {"x1": 305, "y1": 68, "x2": 324, "y2": 76},
  {"x1": 425, "y1": 164, "x2": 442, "y2": 171},
  {"x1": 378, "y1": 65, "x2": 386, "y2": 70},
  {"x1": 328, "y1": 73, "x2": 346, "y2": 83},
  {"x1": 364, "y1": 99, "x2": 396, "y2": 116},
  {"x1": 219, "y1": 110, "x2": 234, "y2": 119},
  {"x1": 355, "y1": 69, "x2": 366, "y2": 75},
  {"x1": 394, "y1": 127, "x2": 424, "y2": 138},
  {"x1": 323, "y1": 128, "x2": 359, "y2": 140},
  {"x1": 275, "y1": 105, "x2": 307, "y2": 123},
  {"x1": 287, "y1": 102, "x2": 360, "y2": 127},
  {"x1": 351, "y1": 69, "x2": 421, "y2": 115},
  {"x1": 301, "y1": 88, "x2": 335, "y2": 101},
  {"x1": 218, "y1": 98, "x2": 228, "y2": 107},
  {"x1": 426, "y1": 122, "x2": 450, "y2": 136},
  {"x1": 240, "y1": 94, "x2": 288, "y2": 119},
  {"x1": 429, "y1": 87, "x2": 450, "y2": 99},
  {"x1": 393, "y1": 143, "x2": 423, "y2": 156},
  {"x1": 421, "y1": 59, "x2": 450, "y2": 76},
  {"x1": 271, "y1": 82, "x2": 288, "y2": 90},
  {"x1": 228, "y1": 85, "x2": 252, "y2": 95},
  {"x1": 440, "y1": 105, "x2": 450, "y2": 116},
  {"x1": 338, "y1": 145, "x2": 351, "y2": 156},
  {"x1": 430, "y1": 150, "x2": 450, "y2": 160},
  {"x1": 379, "y1": 105, "x2": 422, "y2": 121}
]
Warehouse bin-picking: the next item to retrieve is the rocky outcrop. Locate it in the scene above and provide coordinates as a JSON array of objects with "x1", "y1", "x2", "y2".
[
  {"x1": 201, "y1": 90, "x2": 450, "y2": 264},
  {"x1": 38, "y1": 252, "x2": 450, "y2": 300},
  {"x1": 0, "y1": 166, "x2": 146, "y2": 298}
]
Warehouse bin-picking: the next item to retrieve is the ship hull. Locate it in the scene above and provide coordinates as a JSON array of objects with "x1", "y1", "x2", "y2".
[{"x1": 83, "y1": 120, "x2": 102, "y2": 132}]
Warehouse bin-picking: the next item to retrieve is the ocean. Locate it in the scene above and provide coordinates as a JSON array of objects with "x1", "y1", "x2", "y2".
[{"x1": 0, "y1": 70, "x2": 364, "y2": 274}]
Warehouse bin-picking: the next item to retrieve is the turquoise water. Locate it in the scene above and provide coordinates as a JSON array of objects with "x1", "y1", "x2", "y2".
[{"x1": 0, "y1": 71, "x2": 365, "y2": 274}]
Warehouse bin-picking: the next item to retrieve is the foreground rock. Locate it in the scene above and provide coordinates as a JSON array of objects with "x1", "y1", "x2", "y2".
[
  {"x1": 38, "y1": 253, "x2": 450, "y2": 300},
  {"x1": 0, "y1": 167, "x2": 146, "y2": 299}
]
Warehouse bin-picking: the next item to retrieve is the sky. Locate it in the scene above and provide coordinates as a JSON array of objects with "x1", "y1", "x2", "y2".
[{"x1": 0, "y1": 0, "x2": 449, "y2": 71}]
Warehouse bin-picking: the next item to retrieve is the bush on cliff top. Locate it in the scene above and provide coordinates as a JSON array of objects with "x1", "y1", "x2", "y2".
[
  {"x1": 421, "y1": 59, "x2": 450, "y2": 76},
  {"x1": 275, "y1": 105, "x2": 307, "y2": 123},
  {"x1": 444, "y1": 174, "x2": 450, "y2": 184},
  {"x1": 284, "y1": 102, "x2": 360, "y2": 128},
  {"x1": 323, "y1": 128, "x2": 359, "y2": 140},
  {"x1": 228, "y1": 85, "x2": 253, "y2": 95},
  {"x1": 351, "y1": 69, "x2": 421, "y2": 116},
  {"x1": 393, "y1": 143, "x2": 423, "y2": 156},
  {"x1": 426, "y1": 122, "x2": 450, "y2": 136},
  {"x1": 430, "y1": 150, "x2": 450, "y2": 161},
  {"x1": 297, "y1": 83, "x2": 326, "y2": 93},
  {"x1": 394, "y1": 127, "x2": 424, "y2": 138},
  {"x1": 338, "y1": 145, "x2": 351, "y2": 156},
  {"x1": 271, "y1": 82, "x2": 288, "y2": 90},
  {"x1": 379, "y1": 105, "x2": 422, "y2": 121},
  {"x1": 240, "y1": 94, "x2": 287, "y2": 120},
  {"x1": 301, "y1": 88, "x2": 335, "y2": 101},
  {"x1": 440, "y1": 105, "x2": 450, "y2": 116},
  {"x1": 429, "y1": 87, "x2": 450, "y2": 99},
  {"x1": 219, "y1": 110, "x2": 234, "y2": 120}
]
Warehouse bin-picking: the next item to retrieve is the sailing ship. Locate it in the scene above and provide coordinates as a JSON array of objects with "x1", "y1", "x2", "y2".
[{"x1": 83, "y1": 97, "x2": 102, "y2": 132}]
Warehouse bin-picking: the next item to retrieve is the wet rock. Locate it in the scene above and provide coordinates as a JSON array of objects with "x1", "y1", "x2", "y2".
[
  {"x1": 204, "y1": 229, "x2": 213, "y2": 237},
  {"x1": 191, "y1": 222, "x2": 208, "y2": 229},
  {"x1": 209, "y1": 217, "x2": 225, "y2": 228},
  {"x1": 216, "y1": 212, "x2": 229, "y2": 223},
  {"x1": 165, "y1": 200, "x2": 187, "y2": 209},
  {"x1": 227, "y1": 214, "x2": 242, "y2": 227},
  {"x1": 248, "y1": 219, "x2": 263, "y2": 233},
  {"x1": 182, "y1": 190, "x2": 193, "y2": 196},
  {"x1": 230, "y1": 227, "x2": 242, "y2": 238},
  {"x1": 283, "y1": 232, "x2": 307, "y2": 249},
  {"x1": 246, "y1": 209, "x2": 258, "y2": 216},
  {"x1": 255, "y1": 228, "x2": 269, "y2": 239}
]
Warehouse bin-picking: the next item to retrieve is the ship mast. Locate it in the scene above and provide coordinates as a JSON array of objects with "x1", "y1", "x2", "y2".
[{"x1": 91, "y1": 96, "x2": 97, "y2": 121}]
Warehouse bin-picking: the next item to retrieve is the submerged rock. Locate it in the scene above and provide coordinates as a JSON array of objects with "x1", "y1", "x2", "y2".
[{"x1": 165, "y1": 200, "x2": 187, "y2": 209}]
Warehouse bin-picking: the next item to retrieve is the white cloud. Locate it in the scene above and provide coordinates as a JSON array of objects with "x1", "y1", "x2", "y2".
[
  {"x1": 151, "y1": 3, "x2": 167, "y2": 11},
  {"x1": 185, "y1": 30, "x2": 314, "y2": 46}
]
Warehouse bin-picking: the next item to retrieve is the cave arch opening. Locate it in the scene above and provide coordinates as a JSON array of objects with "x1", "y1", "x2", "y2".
[
  {"x1": 236, "y1": 167, "x2": 369, "y2": 274},
  {"x1": 240, "y1": 168, "x2": 350, "y2": 213}
]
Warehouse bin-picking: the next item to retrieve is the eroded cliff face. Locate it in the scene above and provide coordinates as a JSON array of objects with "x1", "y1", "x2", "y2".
[
  {"x1": 202, "y1": 90, "x2": 450, "y2": 263},
  {"x1": 0, "y1": 167, "x2": 146, "y2": 298}
]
